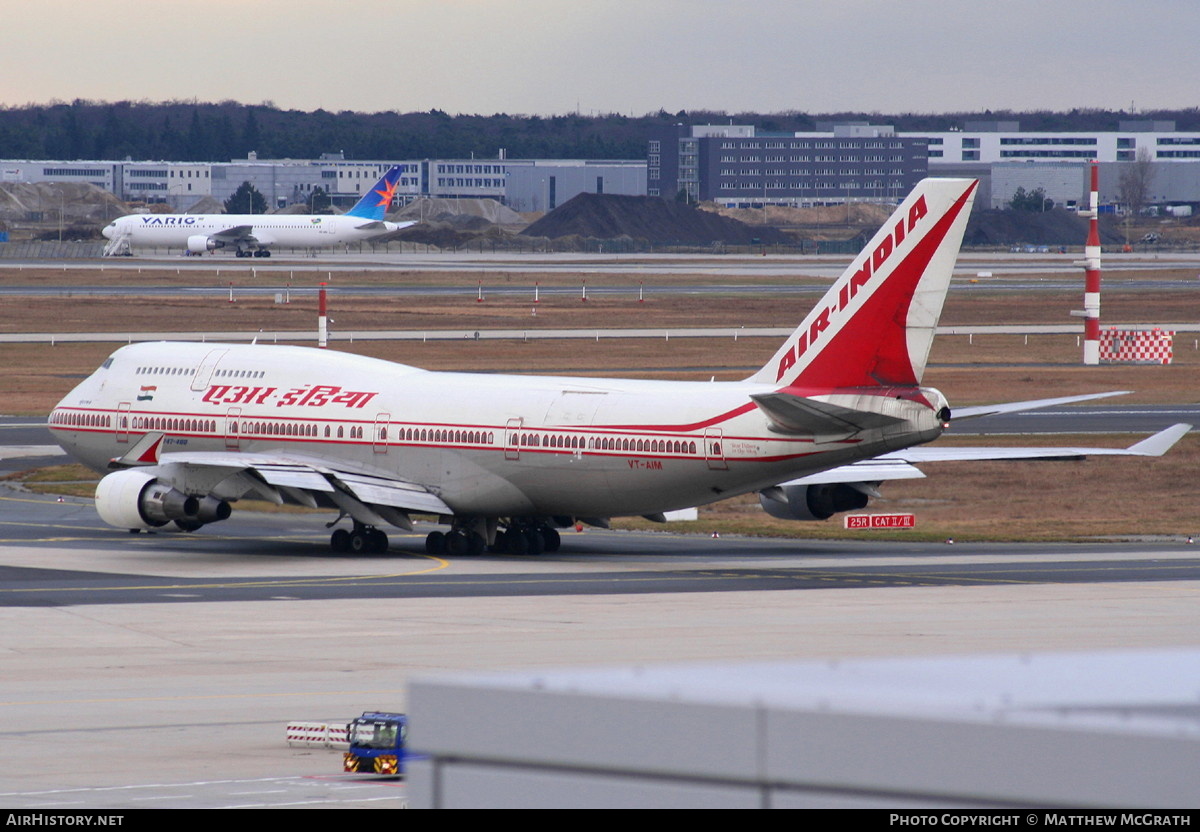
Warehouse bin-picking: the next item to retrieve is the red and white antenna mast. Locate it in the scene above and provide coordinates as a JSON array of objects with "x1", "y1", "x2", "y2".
[
  {"x1": 1081, "y1": 162, "x2": 1102, "y2": 365},
  {"x1": 318, "y1": 283, "x2": 329, "y2": 348}
]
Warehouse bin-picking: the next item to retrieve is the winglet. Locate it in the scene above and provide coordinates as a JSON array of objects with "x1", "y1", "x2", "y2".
[
  {"x1": 109, "y1": 432, "x2": 165, "y2": 468},
  {"x1": 1126, "y1": 423, "x2": 1192, "y2": 456}
]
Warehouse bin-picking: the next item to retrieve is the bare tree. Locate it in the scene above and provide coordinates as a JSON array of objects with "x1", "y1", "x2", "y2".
[{"x1": 1118, "y1": 147, "x2": 1155, "y2": 216}]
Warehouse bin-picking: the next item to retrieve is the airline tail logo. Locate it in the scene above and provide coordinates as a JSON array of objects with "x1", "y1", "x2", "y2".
[
  {"x1": 749, "y1": 178, "x2": 977, "y2": 391},
  {"x1": 346, "y1": 167, "x2": 403, "y2": 220},
  {"x1": 775, "y1": 196, "x2": 928, "y2": 383},
  {"x1": 137, "y1": 385, "x2": 157, "y2": 401},
  {"x1": 371, "y1": 173, "x2": 400, "y2": 208}
]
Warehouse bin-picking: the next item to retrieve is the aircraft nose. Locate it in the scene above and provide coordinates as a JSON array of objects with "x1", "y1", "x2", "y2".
[{"x1": 101, "y1": 223, "x2": 114, "y2": 240}]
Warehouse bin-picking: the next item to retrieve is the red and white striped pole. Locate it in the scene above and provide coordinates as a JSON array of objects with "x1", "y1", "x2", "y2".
[
  {"x1": 318, "y1": 282, "x2": 328, "y2": 348},
  {"x1": 1082, "y1": 162, "x2": 1101, "y2": 365}
]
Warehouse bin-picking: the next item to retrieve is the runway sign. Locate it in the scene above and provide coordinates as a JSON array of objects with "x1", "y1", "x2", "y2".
[{"x1": 845, "y1": 513, "x2": 916, "y2": 529}]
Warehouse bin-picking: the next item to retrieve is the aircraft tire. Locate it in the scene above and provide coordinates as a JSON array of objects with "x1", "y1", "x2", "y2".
[
  {"x1": 467, "y1": 532, "x2": 486, "y2": 556},
  {"x1": 425, "y1": 531, "x2": 446, "y2": 555},
  {"x1": 370, "y1": 529, "x2": 388, "y2": 553},
  {"x1": 445, "y1": 530, "x2": 469, "y2": 556},
  {"x1": 505, "y1": 530, "x2": 529, "y2": 555},
  {"x1": 331, "y1": 528, "x2": 351, "y2": 552},
  {"x1": 525, "y1": 529, "x2": 546, "y2": 555},
  {"x1": 542, "y1": 527, "x2": 561, "y2": 552}
]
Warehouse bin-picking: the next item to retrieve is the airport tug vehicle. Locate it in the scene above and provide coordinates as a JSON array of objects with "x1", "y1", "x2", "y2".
[{"x1": 343, "y1": 711, "x2": 410, "y2": 775}]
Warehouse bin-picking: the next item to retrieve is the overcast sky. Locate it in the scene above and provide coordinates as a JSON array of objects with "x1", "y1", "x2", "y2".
[{"x1": 3, "y1": 1, "x2": 1195, "y2": 117}]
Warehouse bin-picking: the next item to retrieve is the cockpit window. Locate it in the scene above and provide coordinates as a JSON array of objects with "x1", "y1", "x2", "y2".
[{"x1": 101, "y1": 358, "x2": 114, "y2": 369}]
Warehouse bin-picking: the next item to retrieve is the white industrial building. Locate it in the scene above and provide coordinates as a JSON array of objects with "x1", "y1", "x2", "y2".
[
  {"x1": 0, "y1": 154, "x2": 645, "y2": 214},
  {"x1": 918, "y1": 120, "x2": 1200, "y2": 210}
]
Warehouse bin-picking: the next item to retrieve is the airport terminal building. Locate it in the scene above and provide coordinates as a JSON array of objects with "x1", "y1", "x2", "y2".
[
  {"x1": 651, "y1": 120, "x2": 1200, "y2": 212},
  {"x1": 649, "y1": 123, "x2": 928, "y2": 207}
]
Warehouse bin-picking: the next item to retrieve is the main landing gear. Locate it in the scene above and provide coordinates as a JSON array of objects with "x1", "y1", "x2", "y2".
[
  {"x1": 234, "y1": 248, "x2": 272, "y2": 258},
  {"x1": 330, "y1": 522, "x2": 389, "y2": 554},
  {"x1": 424, "y1": 528, "x2": 486, "y2": 556},
  {"x1": 492, "y1": 524, "x2": 561, "y2": 555},
  {"x1": 422, "y1": 521, "x2": 563, "y2": 556}
]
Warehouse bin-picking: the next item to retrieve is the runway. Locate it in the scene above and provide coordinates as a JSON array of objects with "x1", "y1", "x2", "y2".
[
  {"x1": 0, "y1": 490, "x2": 1198, "y2": 606},
  {"x1": 7, "y1": 249, "x2": 1200, "y2": 277}
]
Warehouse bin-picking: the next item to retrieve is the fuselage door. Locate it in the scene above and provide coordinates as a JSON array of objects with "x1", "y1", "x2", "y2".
[
  {"x1": 191, "y1": 349, "x2": 229, "y2": 392},
  {"x1": 116, "y1": 402, "x2": 131, "y2": 443},
  {"x1": 704, "y1": 427, "x2": 727, "y2": 470},
  {"x1": 505, "y1": 417, "x2": 523, "y2": 461},
  {"x1": 225, "y1": 407, "x2": 241, "y2": 450},
  {"x1": 373, "y1": 412, "x2": 391, "y2": 454}
]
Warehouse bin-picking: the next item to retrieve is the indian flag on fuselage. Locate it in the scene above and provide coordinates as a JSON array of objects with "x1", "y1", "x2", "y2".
[{"x1": 747, "y1": 178, "x2": 978, "y2": 392}]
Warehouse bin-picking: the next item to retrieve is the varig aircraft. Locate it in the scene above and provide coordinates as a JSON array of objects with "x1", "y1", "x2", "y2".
[
  {"x1": 101, "y1": 166, "x2": 414, "y2": 257},
  {"x1": 54, "y1": 178, "x2": 1189, "y2": 555}
]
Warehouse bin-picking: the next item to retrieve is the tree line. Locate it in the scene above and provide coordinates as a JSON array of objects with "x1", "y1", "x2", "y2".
[{"x1": 3, "y1": 100, "x2": 1200, "y2": 163}]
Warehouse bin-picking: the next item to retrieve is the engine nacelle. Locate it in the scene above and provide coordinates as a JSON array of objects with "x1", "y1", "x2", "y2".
[
  {"x1": 95, "y1": 470, "x2": 203, "y2": 531},
  {"x1": 758, "y1": 483, "x2": 870, "y2": 522},
  {"x1": 186, "y1": 234, "x2": 220, "y2": 254}
]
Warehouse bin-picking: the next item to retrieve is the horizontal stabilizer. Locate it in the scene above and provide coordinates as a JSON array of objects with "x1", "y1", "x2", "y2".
[
  {"x1": 953, "y1": 391, "x2": 1130, "y2": 421},
  {"x1": 751, "y1": 392, "x2": 906, "y2": 438}
]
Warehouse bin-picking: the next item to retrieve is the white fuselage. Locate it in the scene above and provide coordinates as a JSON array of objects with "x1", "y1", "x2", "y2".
[
  {"x1": 102, "y1": 213, "x2": 402, "y2": 251},
  {"x1": 49, "y1": 342, "x2": 945, "y2": 519}
]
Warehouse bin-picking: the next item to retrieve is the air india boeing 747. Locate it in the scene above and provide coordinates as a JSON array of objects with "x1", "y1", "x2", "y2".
[{"x1": 55, "y1": 178, "x2": 1190, "y2": 554}]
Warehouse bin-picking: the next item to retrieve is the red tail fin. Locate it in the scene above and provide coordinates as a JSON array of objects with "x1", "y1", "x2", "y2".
[{"x1": 748, "y1": 178, "x2": 977, "y2": 390}]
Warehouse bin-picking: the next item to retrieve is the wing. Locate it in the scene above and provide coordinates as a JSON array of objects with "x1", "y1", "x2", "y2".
[
  {"x1": 208, "y1": 225, "x2": 257, "y2": 243},
  {"x1": 779, "y1": 423, "x2": 1192, "y2": 487},
  {"x1": 112, "y1": 441, "x2": 450, "y2": 531}
]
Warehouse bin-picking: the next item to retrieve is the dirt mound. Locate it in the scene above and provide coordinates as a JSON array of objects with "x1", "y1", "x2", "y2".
[
  {"x1": 395, "y1": 197, "x2": 523, "y2": 225},
  {"x1": 703, "y1": 201, "x2": 895, "y2": 227},
  {"x1": 965, "y1": 209, "x2": 1125, "y2": 246},
  {"x1": 385, "y1": 221, "x2": 510, "y2": 250},
  {"x1": 521, "y1": 193, "x2": 792, "y2": 244},
  {"x1": 0, "y1": 182, "x2": 125, "y2": 224},
  {"x1": 180, "y1": 195, "x2": 225, "y2": 214}
]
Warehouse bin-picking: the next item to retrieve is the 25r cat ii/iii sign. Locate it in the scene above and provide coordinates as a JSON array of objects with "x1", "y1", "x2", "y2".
[{"x1": 845, "y1": 514, "x2": 916, "y2": 529}]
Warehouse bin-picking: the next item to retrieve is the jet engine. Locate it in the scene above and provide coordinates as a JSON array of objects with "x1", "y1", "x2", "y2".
[
  {"x1": 186, "y1": 235, "x2": 220, "y2": 254},
  {"x1": 94, "y1": 470, "x2": 230, "y2": 532},
  {"x1": 758, "y1": 482, "x2": 870, "y2": 522}
]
